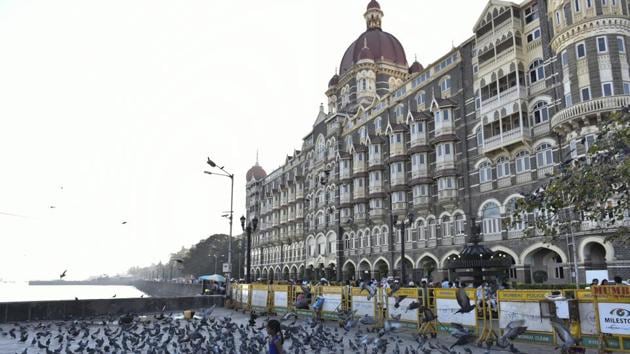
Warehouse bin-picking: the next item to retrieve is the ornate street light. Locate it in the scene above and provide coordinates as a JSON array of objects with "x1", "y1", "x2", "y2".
[
  {"x1": 240, "y1": 215, "x2": 259, "y2": 283},
  {"x1": 392, "y1": 212, "x2": 413, "y2": 283}
]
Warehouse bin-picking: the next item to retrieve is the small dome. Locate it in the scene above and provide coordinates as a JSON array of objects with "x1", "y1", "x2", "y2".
[
  {"x1": 409, "y1": 60, "x2": 423, "y2": 74},
  {"x1": 367, "y1": 0, "x2": 381, "y2": 10},
  {"x1": 246, "y1": 164, "x2": 267, "y2": 182},
  {"x1": 328, "y1": 74, "x2": 339, "y2": 87},
  {"x1": 358, "y1": 45, "x2": 374, "y2": 61}
]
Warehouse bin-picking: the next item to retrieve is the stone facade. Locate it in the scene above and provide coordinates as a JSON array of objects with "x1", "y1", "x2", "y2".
[{"x1": 244, "y1": 0, "x2": 630, "y2": 285}]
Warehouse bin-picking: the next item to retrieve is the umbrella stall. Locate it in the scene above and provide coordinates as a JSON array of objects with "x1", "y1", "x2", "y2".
[{"x1": 199, "y1": 274, "x2": 226, "y2": 295}]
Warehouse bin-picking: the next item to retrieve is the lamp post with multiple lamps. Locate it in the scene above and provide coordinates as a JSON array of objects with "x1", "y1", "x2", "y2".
[
  {"x1": 240, "y1": 215, "x2": 258, "y2": 283},
  {"x1": 204, "y1": 157, "x2": 234, "y2": 298},
  {"x1": 391, "y1": 213, "x2": 413, "y2": 284}
]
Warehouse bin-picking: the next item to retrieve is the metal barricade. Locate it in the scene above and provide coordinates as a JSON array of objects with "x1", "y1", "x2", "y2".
[{"x1": 271, "y1": 284, "x2": 290, "y2": 314}]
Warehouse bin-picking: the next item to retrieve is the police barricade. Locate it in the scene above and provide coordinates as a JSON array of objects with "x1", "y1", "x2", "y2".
[
  {"x1": 271, "y1": 284, "x2": 290, "y2": 314},
  {"x1": 592, "y1": 285, "x2": 630, "y2": 352},
  {"x1": 574, "y1": 289, "x2": 600, "y2": 349},
  {"x1": 497, "y1": 290, "x2": 555, "y2": 345},
  {"x1": 434, "y1": 288, "x2": 477, "y2": 333},
  {"x1": 231, "y1": 283, "x2": 241, "y2": 309},
  {"x1": 251, "y1": 284, "x2": 270, "y2": 313},
  {"x1": 293, "y1": 284, "x2": 314, "y2": 317},
  {"x1": 240, "y1": 284, "x2": 251, "y2": 312},
  {"x1": 351, "y1": 287, "x2": 378, "y2": 320},
  {"x1": 385, "y1": 287, "x2": 421, "y2": 330},
  {"x1": 318, "y1": 286, "x2": 344, "y2": 320}
]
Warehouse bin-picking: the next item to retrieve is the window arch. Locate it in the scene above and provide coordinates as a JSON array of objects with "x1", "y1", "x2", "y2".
[
  {"x1": 439, "y1": 76, "x2": 452, "y2": 93},
  {"x1": 496, "y1": 156, "x2": 511, "y2": 178},
  {"x1": 416, "y1": 91, "x2": 427, "y2": 108},
  {"x1": 515, "y1": 151, "x2": 531, "y2": 173},
  {"x1": 316, "y1": 135, "x2": 326, "y2": 161},
  {"x1": 479, "y1": 161, "x2": 493, "y2": 183},
  {"x1": 505, "y1": 197, "x2": 526, "y2": 231},
  {"x1": 481, "y1": 201, "x2": 501, "y2": 235},
  {"x1": 536, "y1": 143, "x2": 554, "y2": 167},
  {"x1": 529, "y1": 59, "x2": 545, "y2": 84},
  {"x1": 531, "y1": 101, "x2": 549, "y2": 125}
]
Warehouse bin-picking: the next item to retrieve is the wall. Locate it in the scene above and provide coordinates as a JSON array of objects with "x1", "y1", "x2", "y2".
[{"x1": 0, "y1": 296, "x2": 223, "y2": 323}]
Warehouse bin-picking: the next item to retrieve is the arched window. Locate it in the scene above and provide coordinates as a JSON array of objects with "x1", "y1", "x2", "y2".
[
  {"x1": 476, "y1": 127, "x2": 483, "y2": 148},
  {"x1": 374, "y1": 117, "x2": 382, "y2": 133},
  {"x1": 515, "y1": 151, "x2": 531, "y2": 173},
  {"x1": 482, "y1": 202, "x2": 501, "y2": 235},
  {"x1": 531, "y1": 101, "x2": 549, "y2": 125},
  {"x1": 416, "y1": 91, "x2": 426, "y2": 108},
  {"x1": 536, "y1": 143, "x2": 554, "y2": 167},
  {"x1": 345, "y1": 234, "x2": 351, "y2": 249},
  {"x1": 479, "y1": 161, "x2": 493, "y2": 183},
  {"x1": 441, "y1": 215, "x2": 452, "y2": 237},
  {"x1": 529, "y1": 59, "x2": 545, "y2": 84},
  {"x1": 496, "y1": 157, "x2": 511, "y2": 178},
  {"x1": 439, "y1": 76, "x2": 452, "y2": 92},
  {"x1": 505, "y1": 197, "x2": 526, "y2": 231}
]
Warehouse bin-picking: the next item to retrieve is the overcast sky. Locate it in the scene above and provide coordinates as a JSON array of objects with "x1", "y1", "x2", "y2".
[{"x1": 0, "y1": 0, "x2": 488, "y2": 281}]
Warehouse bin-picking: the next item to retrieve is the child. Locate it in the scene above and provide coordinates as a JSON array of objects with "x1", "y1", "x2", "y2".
[{"x1": 266, "y1": 319, "x2": 284, "y2": 354}]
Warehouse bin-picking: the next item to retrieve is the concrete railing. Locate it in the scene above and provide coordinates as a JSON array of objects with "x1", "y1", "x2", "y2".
[
  {"x1": 551, "y1": 95, "x2": 630, "y2": 130},
  {"x1": 0, "y1": 296, "x2": 223, "y2": 323}
]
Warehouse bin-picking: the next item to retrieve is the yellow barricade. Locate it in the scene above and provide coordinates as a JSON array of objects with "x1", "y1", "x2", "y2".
[
  {"x1": 351, "y1": 286, "x2": 378, "y2": 320},
  {"x1": 385, "y1": 287, "x2": 421, "y2": 330},
  {"x1": 250, "y1": 283, "x2": 270, "y2": 313},
  {"x1": 319, "y1": 286, "x2": 344, "y2": 320},
  {"x1": 434, "y1": 288, "x2": 477, "y2": 333},
  {"x1": 271, "y1": 284, "x2": 290, "y2": 314},
  {"x1": 293, "y1": 284, "x2": 314, "y2": 317},
  {"x1": 240, "y1": 284, "x2": 251, "y2": 312},
  {"x1": 497, "y1": 290, "x2": 556, "y2": 345},
  {"x1": 592, "y1": 285, "x2": 630, "y2": 352}
]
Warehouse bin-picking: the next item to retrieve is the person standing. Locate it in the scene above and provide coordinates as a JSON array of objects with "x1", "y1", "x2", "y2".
[{"x1": 266, "y1": 319, "x2": 284, "y2": 354}]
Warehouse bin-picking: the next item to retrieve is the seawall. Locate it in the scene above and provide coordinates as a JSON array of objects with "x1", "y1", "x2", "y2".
[
  {"x1": 28, "y1": 280, "x2": 202, "y2": 298},
  {"x1": 0, "y1": 296, "x2": 223, "y2": 323}
]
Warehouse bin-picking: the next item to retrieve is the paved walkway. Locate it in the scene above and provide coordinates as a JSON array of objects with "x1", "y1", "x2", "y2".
[{"x1": 0, "y1": 306, "x2": 610, "y2": 353}]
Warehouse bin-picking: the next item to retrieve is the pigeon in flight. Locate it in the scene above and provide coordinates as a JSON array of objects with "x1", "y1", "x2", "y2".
[
  {"x1": 455, "y1": 288, "x2": 476, "y2": 314},
  {"x1": 121, "y1": 221, "x2": 127, "y2": 225},
  {"x1": 59, "y1": 270, "x2": 67, "y2": 279}
]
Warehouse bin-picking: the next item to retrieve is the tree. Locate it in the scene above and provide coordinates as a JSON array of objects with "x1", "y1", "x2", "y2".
[{"x1": 510, "y1": 109, "x2": 630, "y2": 244}]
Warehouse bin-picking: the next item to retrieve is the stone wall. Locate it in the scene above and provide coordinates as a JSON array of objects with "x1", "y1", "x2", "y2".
[
  {"x1": 132, "y1": 281, "x2": 202, "y2": 297},
  {"x1": 0, "y1": 296, "x2": 223, "y2": 323}
]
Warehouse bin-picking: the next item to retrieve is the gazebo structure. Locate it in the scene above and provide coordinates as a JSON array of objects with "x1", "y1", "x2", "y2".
[{"x1": 446, "y1": 218, "x2": 512, "y2": 286}]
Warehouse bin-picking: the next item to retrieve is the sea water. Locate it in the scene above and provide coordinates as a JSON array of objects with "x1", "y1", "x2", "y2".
[{"x1": 0, "y1": 282, "x2": 148, "y2": 302}]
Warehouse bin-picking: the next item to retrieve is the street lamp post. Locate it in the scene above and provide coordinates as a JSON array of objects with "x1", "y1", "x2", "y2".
[
  {"x1": 204, "y1": 157, "x2": 235, "y2": 298},
  {"x1": 392, "y1": 213, "x2": 413, "y2": 283},
  {"x1": 240, "y1": 215, "x2": 258, "y2": 283}
]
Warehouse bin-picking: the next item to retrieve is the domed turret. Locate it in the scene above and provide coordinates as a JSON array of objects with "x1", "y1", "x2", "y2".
[
  {"x1": 409, "y1": 59, "x2": 423, "y2": 74},
  {"x1": 246, "y1": 154, "x2": 267, "y2": 182},
  {"x1": 339, "y1": 2, "x2": 407, "y2": 75},
  {"x1": 328, "y1": 73, "x2": 339, "y2": 87}
]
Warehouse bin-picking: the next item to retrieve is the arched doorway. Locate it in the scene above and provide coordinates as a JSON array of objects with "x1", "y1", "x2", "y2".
[
  {"x1": 444, "y1": 254, "x2": 459, "y2": 280},
  {"x1": 395, "y1": 257, "x2": 414, "y2": 283},
  {"x1": 326, "y1": 263, "x2": 336, "y2": 281},
  {"x1": 494, "y1": 251, "x2": 517, "y2": 281},
  {"x1": 343, "y1": 261, "x2": 356, "y2": 282},
  {"x1": 282, "y1": 267, "x2": 290, "y2": 281},
  {"x1": 305, "y1": 265, "x2": 314, "y2": 281},
  {"x1": 298, "y1": 265, "x2": 305, "y2": 280},
  {"x1": 583, "y1": 242, "x2": 607, "y2": 270},
  {"x1": 268, "y1": 268, "x2": 275, "y2": 282},
  {"x1": 417, "y1": 256, "x2": 438, "y2": 282},
  {"x1": 262, "y1": 268, "x2": 268, "y2": 281},
  {"x1": 358, "y1": 260, "x2": 371, "y2": 281},
  {"x1": 289, "y1": 265, "x2": 297, "y2": 280},
  {"x1": 374, "y1": 259, "x2": 389, "y2": 281},
  {"x1": 523, "y1": 248, "x2": 565, "y2": 284}
]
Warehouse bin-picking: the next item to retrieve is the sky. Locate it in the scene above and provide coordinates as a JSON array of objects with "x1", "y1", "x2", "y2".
[{"x1": 0, "y1": 0, "x2": 489, "y2": 281}]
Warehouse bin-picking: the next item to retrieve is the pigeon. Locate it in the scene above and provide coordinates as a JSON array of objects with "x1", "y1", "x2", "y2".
[
  {"x1": 496, "y1": 319, "x2": 527, "y2": 349},
  {"x1": 360, "y1": 282, "x2": 376, "y2": 301},
  {"x1": 405, "y1": 301, "x2": 420, "y2": 313},
  {"x1": 394, "y1": 295, "x2": 407, "y2": 308},
  {"x1": 455, "y1": 288, "x2": 475, "y2": 314},
  {"x1": 449, "y1": 323, "x2": 477, "y2": 349},
  {"x1": 359, "y1": 314, "x2": 377, "y2": 326},
  {"x1": 59, "y1": 270, "x2": 66, "y2": 279},
  {"x1": 550, "y1": 316, "x2": 578, "y2": 351},
  {"x1": 121, "y1": 221, "x2": 127, "y2": 225}
]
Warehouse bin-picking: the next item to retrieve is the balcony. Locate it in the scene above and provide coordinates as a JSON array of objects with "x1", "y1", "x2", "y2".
[
  {"x1": 288, "y1": 192, "x2": 295, "y2": 203},
  {"x1": 368, "y1": 155, "x2": 383, "y2": 167},
  {"x1": 392, "y1": 202, "x2": 407, "y2": 212},
  {"x1": 480, "y1": 85, "x2": 527, "y2": 115},
  {"x1": 353, "y1": 188, "x2": 366, "y2": 199},
  {"x1": 340, "y1": 193, "x2": 351, "y2": 204},
  {"x1": 369, "y1": 208, "x2": 386, "y2": 218},
  {"x1": 369, "y1": 184, "x2": 383, "y2": 194},
  {"x1": 435, "y1": 159, "x2": 455, "y2": 171},
  {"x1": 340, "y1": 168, "x2": 351, "y2": 180},
  {"x1": 390, "y1": 175, "x2": 406, "y2": 186},
  {"x1": 481, "y1": 127, "x2": 531, "y2": 154},
  {"x1": 438, "y1": 189, "x2": 457, "y2": 203},
  {"x1": 353, "y1": 161, "x2": 367, "y2": 174},
  {"x1": 410, "y1": 135, "x2": 427, "y2": 147},
  {"x1": 390, "y1": 143, "x2": 405, "y2": 156},
  {"x1": 551, "y1": 95, "x2": 630, "y2": 132},
  {"x1": 434, "y1": 123, "x2": 455, "y2": 137},
  {"x1": 413, "y1": 196, "x2": 429, "y2": 207},
  {"x1": 411, "y1": 168, "x2": 428, "y2": 179}
]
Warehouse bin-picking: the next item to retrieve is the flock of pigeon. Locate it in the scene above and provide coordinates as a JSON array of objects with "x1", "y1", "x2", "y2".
[{"x1": 0, "y1": 287, "x2": 581, "y2": 354}]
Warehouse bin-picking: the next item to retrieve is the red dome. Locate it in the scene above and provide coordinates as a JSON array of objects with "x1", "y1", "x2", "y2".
[
  {"x1": 409, "y1": 60, "x2": 423, "y2": 74},
  {"x1": 340, "y1": 29, "x2": 408, "y2": 75},
  {"x1": 358, "y1": 45, "x2": 374, "y2": 61},
  {"x1": 246, "y1": 164, "x2": 267, "y2": 181},
  {"x1": 367, "y1": 0, "x2": 381, "y2": 10}
]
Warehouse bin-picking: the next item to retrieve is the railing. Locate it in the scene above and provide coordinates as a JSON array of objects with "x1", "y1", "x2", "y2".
[
  {"x1": 369, "y1": 208, "x2": 386, "y2": 217},
  {"x1": 435, "y1": 160, "x2": 455, "y2": 171},
  {"x1": 482, "y1": 126, "x2": 530, "y2": 152},
  {"x1": 353, "y1": 189, "x2": 366, "y2": 199},
  {"x1": 390, "y1": 143, "x2": 405, "y2": 156},
  {"x1": 353, "y1": 162, "x2": 367, "y2": 174},
  {"x1": 551, "y1": 95, "x2": 630, "y2": 130},
  {"x1": 411, "y1": 168, "x2": 428, "y2": 179},
  {"x1": 438, "y1": 189, "x2": 457, "y2": 202},
  {"x1": 410, "y1": 135, "x2": 427, "y2": 147},
  {"x1": 369, "y1": 185, "x2": 383, "y2": 194},
  {"x1": 434, "y1": 123, "x2": 455, "y2": 137},
  {"x1": 413, "y1": 196, "x2": 429, "y2": 207},
  {"x1": 391, "y1": 176, "x2": 406, "y2": 185},
  {"x1": 368, "y1": 156, "x2": 382, "y2": 166},
  {"x1": 480, "y1": 85, "x2": 527, "y2": 115}
]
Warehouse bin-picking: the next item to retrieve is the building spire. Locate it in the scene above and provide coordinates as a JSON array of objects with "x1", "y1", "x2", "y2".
[
  {"x1": 364, "y1": 0, "x2": 383, "y2": 30},
  {"x1": 255, "y1": 149, "x2": 259, "y2": 166}
]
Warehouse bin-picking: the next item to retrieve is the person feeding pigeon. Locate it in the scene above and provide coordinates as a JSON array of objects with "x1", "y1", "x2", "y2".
[{"x1": 266, "y1": 319, "x2": 284, "y2": 354}]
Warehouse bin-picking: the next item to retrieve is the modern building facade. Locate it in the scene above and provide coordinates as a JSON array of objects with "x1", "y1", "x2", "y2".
[{"x1": 244, "y1": 0, "x2": 630, "y2": 285}]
